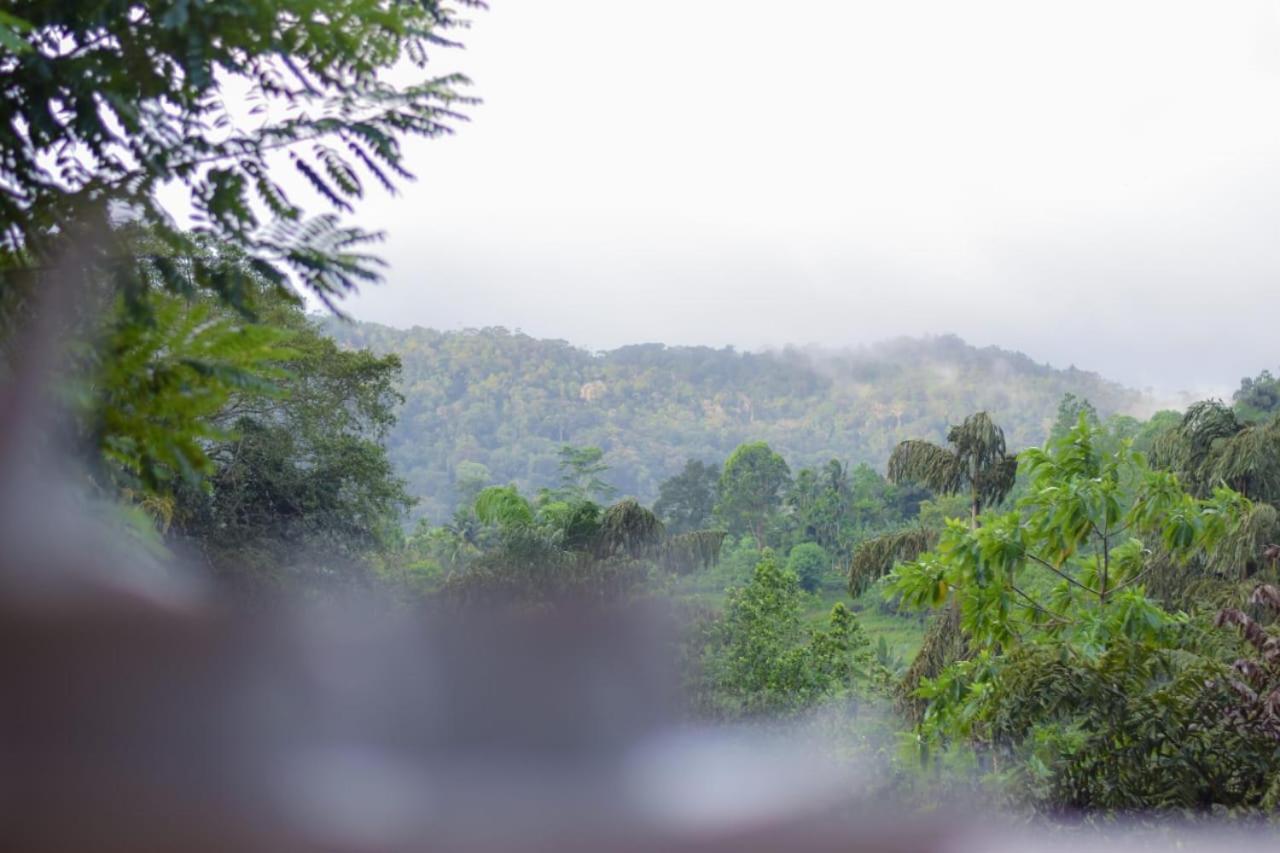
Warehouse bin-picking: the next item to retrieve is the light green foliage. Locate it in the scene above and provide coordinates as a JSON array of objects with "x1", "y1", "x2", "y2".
[
  {"x1": 891, "y1": 415, "x2": 1246, "y2": 650},
  {"x1": 474, "y1": 485, "x2": 535, "y2": 529},
  {"x1": 717, "y1": 441, "x2": 791, "y2": 548},
  {"x1": 915, "y1": 494, "x2": 972, "y2": 529},
  {"x1": 1, "y1": 1, "x2": 479, "y2": 309},
  {"x1": 698, "y1": 552, "x2": 889, "y2": 718},
  {"x1": 787, "y1": 542, "x2": 830, "y2": 593},
  {"x1": 92, "y1": 292, "x2": 294, "y2": 493},
  {"x1": 886, "y1": 416, "x2": 1277, "y2": 811}
]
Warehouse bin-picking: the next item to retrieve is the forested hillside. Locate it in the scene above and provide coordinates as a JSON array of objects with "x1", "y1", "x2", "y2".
[{"x1": 326, "y1": 321, "x2": 1148, "y2": 520}]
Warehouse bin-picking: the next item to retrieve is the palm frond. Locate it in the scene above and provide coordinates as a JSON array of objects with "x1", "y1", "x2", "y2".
[
  {"x1": 596, "y1": 498, "x2": 664, "y2": 559},
  {"x1": 661, "y1": 529, "x2": 728, "y2": 575},
  {"x1": 887, "y1": 440, "x2": 964, "y2": 494},
  {"x1": 847, "y1": 527, "x2": 938, "y2": 596},
  {"x1": 897, "y1": 602, "x2": 967, "y2": 721}
]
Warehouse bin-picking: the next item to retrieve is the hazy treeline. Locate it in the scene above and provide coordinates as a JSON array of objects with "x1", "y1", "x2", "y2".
[{"x1": 326, "y1": 320, "x2": 1146, "y2": 521}]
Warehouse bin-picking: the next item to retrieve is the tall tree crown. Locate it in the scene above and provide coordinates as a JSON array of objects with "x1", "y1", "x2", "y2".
[{"x1": 887, "y1": 411, "x2": 1017, "y2": 519}]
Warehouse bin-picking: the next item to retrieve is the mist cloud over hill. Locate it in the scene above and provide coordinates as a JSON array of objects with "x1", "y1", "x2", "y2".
[{"x1": 326, "y1": 323, "x2": 1150, "y2": 521}]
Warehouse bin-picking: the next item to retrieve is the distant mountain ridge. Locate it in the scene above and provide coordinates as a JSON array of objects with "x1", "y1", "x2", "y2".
[{"x1": 325, "y1": 321, "x2": 1150, "y2": 521}]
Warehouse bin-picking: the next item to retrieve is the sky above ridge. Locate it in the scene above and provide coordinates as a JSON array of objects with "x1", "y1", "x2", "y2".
[{"x1": 326, "y1": 0, "x2": 1280, "y2": 394}]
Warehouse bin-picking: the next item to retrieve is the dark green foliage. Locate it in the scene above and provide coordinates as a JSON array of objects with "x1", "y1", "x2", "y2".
[
  {"x1": 323, "y1": 324, "x2": 1145, "y2": 522},
  {"x1": 171, "y1": 304, "x2": 413, "y2": 592},
  {"x1": 1, "y1": 1, "x2": 480, "y2": 310},
  {"x1": 661, "y1": 529, "x2": 729, "y2": 575},
  {"x1": 441, "y1": 540, "x2": 653, "y2": 607},
  {"x1": 1151, "y1": 400, "x2": 1280, "y2": 503},
  {"x1": 888, "y1": 411, "x2": 1017, "y2": 524},
  {"x1": 717, "y1": 441, "x2": 791, "y2": 548},
  {"x1": 547, "y1": 499, "x2": 604, "y2": 552},
  {"x1": 654, "y1": 459, "x2": 719, "y2": 534},
  {"x1": 898, "y1": 602, "x2": 966, "y2": 722},
  {"x1": 847, "y1": 527, "x2": 938, "y2": 597},
  {"x1": 596, "y1": 498, "x2": 664, "y2": 560},
  {"x1": 440, "y1": 485, "x2": 722, "y2": 604},
  {"x1": 782, "y1": 459, "x2": 915, "y2": 559},
  {"x1": 889, "y1": 440, "x2": 965, "y2": 496},
  {"x1": 1151, "y1": 401, "x2": 1246, "y2": 493},
  {"x1": 970, "y1": 642, "x2": 1280, "y2": 812},
  {"x1": 1235, "y1": 369, "x2": 1280, "y2": 422}
]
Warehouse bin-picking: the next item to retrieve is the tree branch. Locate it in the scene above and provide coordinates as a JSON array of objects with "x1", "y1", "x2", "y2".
[
  {"x1": 1010, "y1": 584, "x2": 1073, "y2": 626},
  {"x1": 1023, "y1": 550, "x2": 1100, "y2": 596}
]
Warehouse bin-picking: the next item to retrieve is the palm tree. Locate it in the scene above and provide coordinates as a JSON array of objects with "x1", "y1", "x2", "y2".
[
  {"x1": 849, "y1": 412, "x2": 1017, "y2": 719},
  {"x1": 1151, "y1": 400, "x2": 1280, "y2": 503},
  {"x1": 887, "y1": 411, "x2": 1018, "y2": 529},
  {"x1": 849, "y1": 412, "x2": 1018, "y2": 595},
  {"x1": 1145, "y1": 401, "x2": 1280, "y2": 604}
]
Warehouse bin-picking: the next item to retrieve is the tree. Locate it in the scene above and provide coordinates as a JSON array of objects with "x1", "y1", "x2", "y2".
[
  {"x1": 1048, "y1": 393, "x2": 1099, "y2": 443},
  {"x1": 887, "y1": 411, "x2": 1017, "y2": 528},
  {"x1": 450, "y1": 486, "x2": 674, "y2": 604},
  {"x1": 554, "y1": 445, "x2": 617, "y2": 502},
  {"x1": 473, "y1": 485, "x2": 535, "y2": 530},
  {"x1": 1151, "y1": 400, "x2": 1280, "y2": 504},
  {"x1": 595, "y1": 499, "x2": 664, "y2": 560},
  {"x1": 172, "y1": 297, "x2": 414, "y2": 593},
  {"x1": 785, "y1": 460, "x2": 852, "y2": 556},
  {"x1": 90, "y1": 290, "x2": 293, "y2": 498},
  {"x1": 0, "y1": 1, "x2": 480, "y2": 310},
  {"x1": 451, "y1": 461, "x2": 492, "y2": 513},
  {"x1": 699, "y1": 551, "x2": 885, "y2": 718},
  {"x1": 847, "y1": 413, "x2": 1017, "y2": 681},
  {"x1": 786, "y1": 542, "x2": 830, "y2": 593},
  {"x1": 885, "y1": 418, "x2": 1266, "y2": 809},
  {"x1": 892, "y1": 414, "x2": 1246, "y2": 646},
  {"x1": 717, "y1": 441, "x2": 791, "y2": 549},
  {"x1": 1234, "y1": 368, "x2": 1280, "y2": 422},
  {"x1": 654, "y1": 459, "x2": 719, "y2": 534}
]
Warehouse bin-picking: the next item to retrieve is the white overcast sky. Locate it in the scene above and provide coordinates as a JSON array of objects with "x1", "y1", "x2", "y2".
[{"x1": 328, "y1": 0, "x2": 1280, "y2": 393}]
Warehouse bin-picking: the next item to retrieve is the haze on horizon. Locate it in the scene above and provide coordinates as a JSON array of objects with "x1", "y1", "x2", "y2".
[{"x1": 331, "y1": 0, "x2": 1280, "y2": 395}]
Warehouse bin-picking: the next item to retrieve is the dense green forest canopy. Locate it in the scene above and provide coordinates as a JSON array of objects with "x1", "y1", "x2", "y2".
[{"x1": 325, "y1": 320, "x2": 1150, "y2": 521}]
